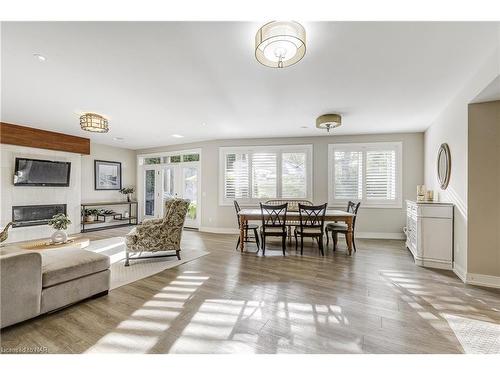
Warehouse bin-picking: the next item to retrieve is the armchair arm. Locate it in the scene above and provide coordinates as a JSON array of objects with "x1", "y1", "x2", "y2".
[
  {"x1": 0, "y1": 249, "x2": 42, "y2": 328},
  {"x1": 140, "y1": 218, "x2": 163, "y2": 226}
]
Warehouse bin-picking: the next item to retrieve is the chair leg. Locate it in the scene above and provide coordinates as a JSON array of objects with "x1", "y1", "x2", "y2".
[
  {"x1": 262, "y1": 234, "x2": 266, "y2": 255},
  {"x1": 326, "y1": 228, "x2": 329, "y2": 247},
  {"x1": 295, "y1": 230, "x2": 298, "y2": 250},
  {"x1": 282, "y1": 235, "x2": 286, "y2": 256},
  {"x1": 319, "y1": 236, "x2": 324, "y2": 256},
  {"x1": 254, "y1": 228, "x2": 260, "y2": 250},
  {"x1": 352, "y1": 234, "x2": 357, "y2": 252},
  {"x1": 300, "y1": 236, "x2": 304, "y2": 255},
  {"x1": 176, "y1": 250, "x2": 181, "y2": 260},
  {"x1": 333, "y1": 232, "x2": 338, "y2": 252},
  {"x1": 125, "y1": 249, "x2": 130, "y2": 267},
  {"x1": 236, "y1": 236, "x2": 241, "y2": 250}
]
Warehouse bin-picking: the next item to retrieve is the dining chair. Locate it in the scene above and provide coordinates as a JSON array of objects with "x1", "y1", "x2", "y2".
[
  {"x1": 294, "y1": 203, "x2": 327, "y2": 256},
  {"x1": 326, "y1": 201, "x2": 361, "y2": 252},
  {"x1": 265, "y1": 199, "x2": 313, "y2": 243},
  {"x1": 259, "y1": 202, "x2": 288, "y2": 256},
  {"x1": 234, "y1": 201, "x2": 260, "y2": 250}
]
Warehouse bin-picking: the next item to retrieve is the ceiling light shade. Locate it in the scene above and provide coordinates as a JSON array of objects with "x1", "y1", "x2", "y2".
[
  {"x1": 316, "y1": 114, "x2": 342, "y2": 133},
  {"x1": 255, "y1": 21, "x2": 306, "y2": 68},
  {"x1": 80, "y1": 113, "x2": 109, "y2": 133}
]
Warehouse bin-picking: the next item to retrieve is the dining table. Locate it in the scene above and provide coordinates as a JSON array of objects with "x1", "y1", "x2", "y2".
[{"x1": 237, "y1": 208, "x2": 357, "y2": 255}]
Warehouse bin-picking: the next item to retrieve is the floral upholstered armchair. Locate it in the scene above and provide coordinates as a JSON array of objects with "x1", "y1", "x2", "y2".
[{"x1": 125, "y1": 198, "x2": 190, "y2": 266}]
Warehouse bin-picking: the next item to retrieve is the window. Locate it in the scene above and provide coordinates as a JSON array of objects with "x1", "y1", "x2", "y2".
[
  {"x1": 220, "y1": 145, "x2": 312, "y2": 205},
  {"x1": 328, "y1": 142, "x2": 402, "y2": 208}
]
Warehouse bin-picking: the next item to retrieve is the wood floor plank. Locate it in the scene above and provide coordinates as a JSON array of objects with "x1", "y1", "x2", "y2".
[{"x1": 1, "y1": 227, "x2": 499, "y2": 354}]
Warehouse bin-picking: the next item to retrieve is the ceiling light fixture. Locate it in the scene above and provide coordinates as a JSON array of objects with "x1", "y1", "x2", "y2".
[
  {"x1": 255, "y1": 21, "x2": 306, "y2": 68},
  {"x1": 113, "y1": 137, "x2": 124, "y2": 141},
  {"x1": 33, "y1": 53, "x2": 47, "y2": 62},
  {"x1": 80, "y1": 113, "x2": 109, "y2": 133},
  {"x1": 171, "y1": 134, "x2": 184, "y2": 138},
  {"x1": 316, "y1": 114, "x2": 342, "y2": 133}
]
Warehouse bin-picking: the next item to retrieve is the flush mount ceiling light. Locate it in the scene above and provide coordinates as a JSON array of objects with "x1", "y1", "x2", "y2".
[
  {"x1": 171, "y1": 134, "x2": 184, "y2": 138},
  {"x1": 316, "y1": 114, "x2": 342, "y2": 133},
  {"x1": 255, "y1": 21, "x2": 306, "y2": 68},
  {"x1": 80, "y1": 113, "x2": 109, "y2": 133}
]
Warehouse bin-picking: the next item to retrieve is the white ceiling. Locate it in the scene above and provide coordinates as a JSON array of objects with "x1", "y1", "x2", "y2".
[
  {"x1": 1, "y1": 22, "x2": 499, "y2": 149},
  {"x1": 472, "y1": 76, "x2": 500, "y2": 103}
]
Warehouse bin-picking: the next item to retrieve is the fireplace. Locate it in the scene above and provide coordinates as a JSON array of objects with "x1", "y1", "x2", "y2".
[{"x1": 12, "y1": 204, "x2": 67, "y2": 228}]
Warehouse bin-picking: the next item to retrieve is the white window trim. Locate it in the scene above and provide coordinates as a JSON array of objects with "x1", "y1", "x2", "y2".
[
  {"x1": 328, "y1": 142, "x2": 403, "y2": 209},
  {"x1": 219, "y1": 144, "x2": 313, "y2": 206}
]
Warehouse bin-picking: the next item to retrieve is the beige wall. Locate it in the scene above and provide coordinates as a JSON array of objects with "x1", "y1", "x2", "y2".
[
  {"x1": 424, "y1": 48, "x2": 500, "y2": 279},
  {"x1": 81, "y1": 142, "x2": 137, "y2": 203},
  {"x1": 468, "y1": 100, "x2": 500, "y2": 277},
  {"x1": 139, "y1": 132, "x2": 424, "y2": 238}
]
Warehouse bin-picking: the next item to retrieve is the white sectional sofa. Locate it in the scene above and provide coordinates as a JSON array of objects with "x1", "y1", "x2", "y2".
[{"x1": 0, "y1": 246, "x2": 110, "y2": 329}]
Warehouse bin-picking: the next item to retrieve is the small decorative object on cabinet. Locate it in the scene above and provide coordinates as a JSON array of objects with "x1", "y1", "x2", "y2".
[
  {"x1": 119, "y1": 186, "x2": 135, "y2": 202},
  {"x1": 416, "y1": 185, "x2": 426, "y2": 202},
  {"x1": 406, "y1": 200, "x2": 453, "y2": 269}
]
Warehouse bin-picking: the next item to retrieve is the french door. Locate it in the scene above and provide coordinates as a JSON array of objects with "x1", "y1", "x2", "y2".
[{"x1": 142, "y1": 162, "x2": 200, "y2": 228}]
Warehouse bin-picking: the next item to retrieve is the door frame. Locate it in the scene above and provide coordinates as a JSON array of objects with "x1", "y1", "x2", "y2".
[{"x1": 137, "y1": 148, "x2": 202, "y2": 228}]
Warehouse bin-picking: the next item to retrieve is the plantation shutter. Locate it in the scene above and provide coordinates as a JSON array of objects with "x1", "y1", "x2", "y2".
[
  {"x1": 366, "y1": 150, "x2": 397, "y2": 200},
  {"x1": 333, "y1": 150, "x2": 363, "y2": 200},
  {"x1": 251, "y1": 152, "x2": 277, "y2": 198},
  {"x1": 282, "y1": 152, "x2": 307, "y2": 198},
  {"x1": 224, "y1": 153, "x2": 249, "y2": 199}
]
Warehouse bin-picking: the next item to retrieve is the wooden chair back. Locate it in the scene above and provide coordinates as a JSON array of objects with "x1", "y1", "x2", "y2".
[
  {"x1": 298, "y1": 203, "x2": 327, "y2": 232},
  {"x1": 265, "y1": 199, "x2": 313, "y2": 212},
  {"x1": 260, "y1": 203, "x2": 288, "y2": 230}
]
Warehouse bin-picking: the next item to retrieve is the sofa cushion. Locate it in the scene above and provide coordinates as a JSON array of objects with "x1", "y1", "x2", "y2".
[{"x1": 40, "y1": 248, "x2": 110, "y2": 288}]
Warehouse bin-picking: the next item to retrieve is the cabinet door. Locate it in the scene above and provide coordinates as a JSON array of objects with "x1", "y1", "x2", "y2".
[{"x1": 421, "y1": 218, "x2": 453, "y2": 262}]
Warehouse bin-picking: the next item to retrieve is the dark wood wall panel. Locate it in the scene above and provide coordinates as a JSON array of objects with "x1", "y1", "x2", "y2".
[{"x1": 0, "y1": 122, "x2": 90, "y2": 155}]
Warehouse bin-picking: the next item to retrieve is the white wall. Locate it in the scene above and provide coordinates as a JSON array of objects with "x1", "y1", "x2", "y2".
[
  {"x1": 138, "y1": 132, "x2": 424, "y2": 239},
  {"x1": 0, "y1": 144, "x2": 82, "y2": 243},
  {"x1": 81, "y1": 142, "x2": 137, "y2": 203},
  {"x1": 0, "y1": 141, "x2": 137, "y2": 243},
  {"x1": 424, "y1": 47, "x2": 500, "y2": 280}
]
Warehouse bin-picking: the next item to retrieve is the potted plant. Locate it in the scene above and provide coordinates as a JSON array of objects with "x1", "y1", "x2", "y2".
[
  {"x1": 82, "y1": 208, "x2": 99, "y2": 223},
  {"x1": 48, "y1": 213, "x2": 72, "y2": 244},
  {"x1": 119, "y1": 186, "x2": 135, "y2": 202}
]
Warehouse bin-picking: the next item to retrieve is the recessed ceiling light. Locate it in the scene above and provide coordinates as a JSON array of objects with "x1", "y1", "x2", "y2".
[
  {"x1": 171, "y1": 134, "x2": 184, "y2": 138},
  {"x1": 113, "y1": 137, "x2": 124, "y2": 141},
  {"x1": 33, "y1": 53, "x2": 47, "y2": 62},
  {"x1": 300, "y1": 126, "x2": 309, "y2": 129}
]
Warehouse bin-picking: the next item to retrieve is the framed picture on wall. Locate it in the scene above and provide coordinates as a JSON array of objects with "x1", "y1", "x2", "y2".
[{"x1": 94, "y1": 160, "x2": 122, "y2": 190}]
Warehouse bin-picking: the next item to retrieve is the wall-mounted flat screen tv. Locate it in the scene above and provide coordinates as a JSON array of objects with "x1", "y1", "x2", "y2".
[{"x1": 14, "y1": 158, "x2": 71, "y2": 187}]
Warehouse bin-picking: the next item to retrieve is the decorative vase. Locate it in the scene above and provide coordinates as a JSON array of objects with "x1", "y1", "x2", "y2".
[
  {"x1": 127, "y1": 194, "x2": 131, "y2": 202},
  {"x1": 51, "y1": 230, "x2": 68, "y2": 244},
  {"x1": 85, "y1": 215, "x2": 95, "y2": 223}
]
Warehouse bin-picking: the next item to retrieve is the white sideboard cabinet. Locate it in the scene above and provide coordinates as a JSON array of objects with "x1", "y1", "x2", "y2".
[{"x1": 406, "y1": 200, "x2": 454, "y2": 269}]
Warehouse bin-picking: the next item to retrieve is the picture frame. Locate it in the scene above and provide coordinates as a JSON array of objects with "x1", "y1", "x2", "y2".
[{"x1": 94, "y1": 160, "x2": 122, "y2": 190}]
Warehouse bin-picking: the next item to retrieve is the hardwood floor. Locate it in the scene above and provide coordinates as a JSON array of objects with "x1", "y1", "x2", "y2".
[{"x1": 1, "y1": 227, "x2": 500, "y2": 354}]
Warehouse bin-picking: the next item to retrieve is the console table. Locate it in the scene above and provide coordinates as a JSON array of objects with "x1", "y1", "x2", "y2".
[{"x1": 81, "y1": 201, "x2": 138, "y2": 233}]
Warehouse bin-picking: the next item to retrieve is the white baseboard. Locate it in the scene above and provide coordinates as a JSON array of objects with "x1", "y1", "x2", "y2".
[
  {"x1": 453, "y1": 262, "x2": 467, "y2": 283},
  {"x1": 199, "y1": 227, "x2": 239, "y2": 234},
  {"x1": 356, "y1": 232, "x2": 405, "y2": 240},
  {"x1": 199, "y1": 227, "x2": 404, "y2": 240},
  {"x1": 466, "y1": 273, "x2": 500, "y2": 288}
]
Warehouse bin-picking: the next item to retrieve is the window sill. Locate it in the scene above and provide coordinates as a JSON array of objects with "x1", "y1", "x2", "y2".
[{"x1": 328, "y1": 202, "x2": 403, "y2": 209}]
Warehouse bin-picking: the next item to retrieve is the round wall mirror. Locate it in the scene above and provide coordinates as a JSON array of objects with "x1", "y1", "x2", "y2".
[{"x1": 437, "y1": 143, "x2": 451, "y2": 190}]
